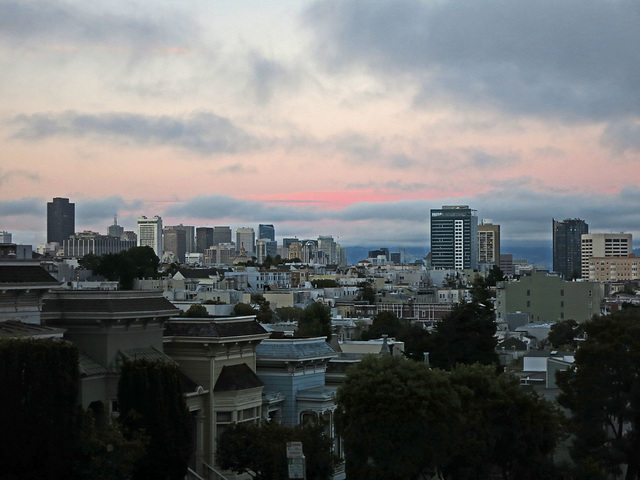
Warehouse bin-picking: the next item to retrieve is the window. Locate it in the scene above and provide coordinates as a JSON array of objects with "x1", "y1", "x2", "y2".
[
  {"x1": 527, "y1": 290, "x2": 530, "y2": 296},
  {"x1": 560, "y1": 289, "x2": 564, "y2": 296},
  {"x1": 526, "y1": 301, "x2": 530, "y2": 308},
  {"x1": 560, "y1": 301, "x2": 564, "y2": 307}
]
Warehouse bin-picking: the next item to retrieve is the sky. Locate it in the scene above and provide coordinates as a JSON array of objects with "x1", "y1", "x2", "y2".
[{"x1": 1, "y1": 0, "x2": 639, "y2": 260}]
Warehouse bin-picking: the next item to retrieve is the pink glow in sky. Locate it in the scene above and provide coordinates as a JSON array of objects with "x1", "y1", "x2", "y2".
[{"x1": 1, "y1": 0, "x2": 640, "y2": 256}]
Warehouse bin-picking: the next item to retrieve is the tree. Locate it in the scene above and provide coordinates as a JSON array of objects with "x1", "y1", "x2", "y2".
[
  {"x1": 251, "y1": 294, "x2": 274, "y2": 323},
  {"x1": 275, "y1": 306, "x2": 304, "y2": 322},
  {"x1": 485, "y1": 265, "x2": 505, "y2": 287},
  {"x1": 548, "y1": 319, "x2": 583, "y2": 349},
  {"x1": 297, "y1": 302, "x2": 332, "y2": 339},
  {"x1": 426, "y1": 301, "x2": 499, "y2": 371},
  {"x1": 335, "y1": 355, "x2": 458, "y2": 480},
  {"x1": 397, "y1": 323, "x2": 432, "y2": 362},
  {"x1": 183, "y1": 303, "x2": 208, "y2": 317},
  {"x1": 361, "y1": 311, "x2": 404, "y2": 340},
  {"x1": 118, "y1": 359, "x2": 193, "y2": 480},
  {"x1": 557, "y1": 309, "x2": 640, "y2": 479},
  {"x1": 356, "y1": 281, "x2": 376, "y2": 304},
  {"x1": 0, "y1": 338, "x2": 80, "y2": 480},
  {"x1": 233, "y1": 302, "x2": 258, "y2": 317},
  {"x1": 445, "y1": 364, "x2": 564, "y2": 480},
  {"x1": 216, "y1": 420, "x2": 335, "y2": 480},
  {"x1": 311, "y1": 279, "x2": 339, "y2": 288},
  {"x1": 78, "y1": 246, "x2": 160, "y2": 289}
]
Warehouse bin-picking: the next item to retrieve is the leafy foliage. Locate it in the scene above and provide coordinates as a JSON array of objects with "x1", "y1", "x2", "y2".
[
  {"x1": 356, "y1": 281, "x2": 377, "y2": 304},
  {"x1": 548, "y1": 319, "x2": 583, "y2": 349},
  {"x1": 275, "y1": 306, "x2": 305, "y2": 322},
  {"x1": 0, "y1": 338, "x2": 80, "y2": 480},
  {"x1": 557, "y1": 309, "x2": 640, "y2": 479},
  {"x1": 311, "y1": 279, "x2": 339, "y2": 288},
  {"x1": 79, "y1": 246, "x2": 159, "y2": 289},
  {"x1": 118, "y1": 359, "x2": 193, "y2": 480},
  {"x1": 297, "y1": 301, "x2": 332, "y2": 339},
  {"x1": 361, "y1": 311, "x2": 405, "y2": 340},
  {"x1": 217, "y1": 420, "x2": 335, "y2": 480},
  {"x1": 183, "y1": 303, "x2": 209, "y2": 317}
]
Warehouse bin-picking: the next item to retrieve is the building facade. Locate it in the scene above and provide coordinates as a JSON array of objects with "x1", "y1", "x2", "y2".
[
  {"x1": 580, "y1": 233, "x2": 632, "y2": 279},
  {"x1": 258, "y1": 224, "x2": 275, "y2": 242},
  {"x1": 163, "y1": 228, "x2": 187, "y2": 263},
  {"x1": 430, "y1": 205, "x2": 478, "y2": 270},
  {"x1": 586, "y1": 256, "x2": 639, "y2": 282},
  {"x1": 47, "y1": 197, "x2": 75, "y2": 244},
  {"x1": 478, "y1": 221, "x2": 500, "y2": 267},
  {"x1": 137, "y1": 216, "x2": 163, "y2": 257},
  {"x1": 235, "y1": 227, "x2": 256, "y2": 256},
  {"x1": 196, "y1": 227, "x2": 214, "y2": 253},
  {"x1": 63, "y1": 231, "x2": 137, "y2": 257},
  {"x1": 552, "y1": 218, "x2": 588, "y2": 280},
  {"x1": 212, "y1": 226, "x2": 232, "y2": 246}
]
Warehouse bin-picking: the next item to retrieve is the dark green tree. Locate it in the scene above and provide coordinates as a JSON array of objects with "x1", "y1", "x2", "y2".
[
  {"x1": 233, "y1": 302, "x2": 258, "y2": 317},
  {"x1": 78, "y1": 246, "x2": 160, "y2": 289},
  {"x1": 426, "y1": 301, "x2": 499, "y2": 371},
  {"x1": 0, "y1": 338, "x2": 80, "y2": 480},
  {"x1": 356, "y1": 281, "x2": 376, "y2": 304},
  {"x1": 397, "y1": 323, "x2": 432, "y2": 361},
  {"x1": 445, "y1": 364, "x2": 564, "y2": 480},
  {"x1": 118, "y1": 359, "x2": 193, "y2": 480},
  {"x1": 557, "y1": 309, "x2": 640, "y2": 479},
  {"x1": 335, "y1": 355, "x2": 458, "y2": 480},
  {"x1": 311, "y1": 279, "x2": 340, "y2": 288},
  {"x1": 251, "y1": 294, "x2": 274, "y2": 323},
  {"x1": 216, "y1": 420, "x2": 335, "y2": 480},
  {"x1": 485, "y1": 265, "x2": 506, "y2": 287},
  {"x1": 183, "y1": 303, "x2": 209, "y2": 317},
  {"x1": 297, "y1": 302, "x2": 332, "y2": 339},
  {"x1": 361, "y1": 311, "x2": 404, "y2": 340},
  {"x1": 548, "y1": 319, "x2": 583, "y2": 349},
  {"x1": 275, "y1": 306, "x2": 304, "y2": 322}
]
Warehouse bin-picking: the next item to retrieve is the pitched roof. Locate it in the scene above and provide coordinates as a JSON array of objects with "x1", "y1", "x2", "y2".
[
  {"x1": 214, "y1": 363, "x2": 263, "y2": 392},
  {"x1": 256, "y1": 338, "x2": 337, "y2": 360},
  {"x1": 0, "y1": 264, "x2": 60, "y2": 285},
  {"x1": 78, "y1": 352, "x2": 110, "y2": 376},
  {"x1": 176, "y1": 268, "x2": 221, "y2": 279},
  {"x1": 0, "y1": 320, "x2": 65, "y2": 339},
  {"x1": 164, "y1": 318, "x2": 268, "y2": 338}
]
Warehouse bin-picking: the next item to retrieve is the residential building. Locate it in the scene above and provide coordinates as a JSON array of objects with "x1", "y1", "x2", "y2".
[
  {"x1": 137, "y1": 215, "x2": 163, "y2": 257},
  {"x1": 196, "y1": 227, "x2": 214, "y2": 253},
  {"x1": 553, "y1": 218, "x2": 588, "y2": 279},
  {"x1": 236, "y1": 227, "x2": 256, "y2": 256},
  {"x1": 430, "y1": 205, "x2": 478, "y2": 270},
  {"x1": 495, "y1": 270, "x2": 604, "y2": 324},
  {"x1": 258, "y1": 224, "x2": 275, "y2": 242},
  {"x1": 587, "y1": 256, "x2": 639, "y2": 282},
  {"x1": 47, "y1": 197, "x2": 75, "y2": 244},
  {"x1": 581, "y1": 233, "x2": 632, "y2": 279},
  {"x1": 212, "y1": 226, "x2": 232, "y2": 246},
  {"x1": 478, "y1": 220, "x2": 500, "y2": 267}
]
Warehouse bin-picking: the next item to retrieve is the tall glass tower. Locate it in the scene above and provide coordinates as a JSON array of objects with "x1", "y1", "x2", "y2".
[
  {"x1": 430, "y1": 205, "x2": 478, "y2": 270},
  {"x1": 553, "y1": 218, "x2": 588, "y2": 280},
  {"x1": 47, "y1": 197, "x2": 75, "y2": 244}
]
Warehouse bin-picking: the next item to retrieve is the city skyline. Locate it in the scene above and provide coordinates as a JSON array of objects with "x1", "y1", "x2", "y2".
[{"x1": 1, "y1": 1, "x2": 639, "y2": 250}]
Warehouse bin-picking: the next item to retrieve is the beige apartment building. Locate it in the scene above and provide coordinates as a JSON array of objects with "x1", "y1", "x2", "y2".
[
  {"x1": 587, "y1": 255, "x2": 639, "y2": 282},
  {"x1": 581, "y1": 233, "x2": 632, "y2": 279}
]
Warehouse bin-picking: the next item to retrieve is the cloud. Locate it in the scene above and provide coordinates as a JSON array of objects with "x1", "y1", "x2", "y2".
[
  {"x1": 0, "y1": 0, "x2": 195, "y2": 51},
  {"x1": 0, "y1": 197, "x2": 43, "y2": 216},
  {"x1": 304, "y1": 0, "x2": 640, "y2": 121},
  {"x1": 247, "y1": 52, "x2": 296, "y2": 105},
  {"x1": 601, "y1": 119, "x2": 640, "y2": 152},
  {"x1": 9, "y1": 111, "x2": 260, "y2": 155},
  {"x1": 0, "y1": 169, "x2": 39, "y2": 185},
  {"x1": 75, "y1": 196, "x2": 144, "y2": 225}
]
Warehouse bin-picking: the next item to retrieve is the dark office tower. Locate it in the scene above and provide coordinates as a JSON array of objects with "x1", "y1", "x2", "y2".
[
  {"x1": 47, "y1": 197, "x2": 75, "y2": 244},
  {"x1": 107, "y1": 215, "x2": 124, "y2": 238},
  {"x1": 212, "y1": 226, "x2": 232, "y2": 246},
  {"x1": 163, "y1": 228, "x2": 186, "y2": 263},
  {"x1": 196, "y1": 227, "x2": 214, "y2": 253},
  {"x1": 430, "y1": 205, "x2": 478, "y2": 270},
  {"x1": 258, "y1": 224, "x2": 275, "y2": 242},
  {"x1": 553, "y1": 218, "x2": 588, "y2": 280}
]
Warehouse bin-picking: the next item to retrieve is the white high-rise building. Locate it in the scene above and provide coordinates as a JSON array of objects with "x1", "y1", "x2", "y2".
[
  {"x1": 137, "y1": 216, "x2": 163, "y2": 257},
  {"x1": 581, "y1": 233, "x2": 632, "y2": 279},
  {"x1": 0, "y1": 231, "x2": 12, "y2": 243}
]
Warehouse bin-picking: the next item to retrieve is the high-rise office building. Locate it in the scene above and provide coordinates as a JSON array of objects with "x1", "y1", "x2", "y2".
[
  {"x1": 430, "y1": 205, "x2": 478, "y2": 270},
  {"x1": 236, "y1": 227, "x2": 255, "y2": 255},
  {"x1": 137, "y1": 216, "x2": 163, "y2": 257},
  {"x1": 212, "y1": 226, "x2": 232, "y2": 246},
  {"x1": 47, "y1": 197, "x2": 75, "y2": 244},
  {"x1": 552, "y1": 218, "x2": 588, "y2": 280},
  {"x1": 0, "y1": 231, "x2": 12, "y2": 244},
  {"x1": 256, "y1": 239, "x2": 278, "y2": 263},
  {"x1": 478, "y1": 220, "x2": 501, "y2": 267},
  {"x1": 258, "y1": 224, "x2": 275, "y2": 242},
  {"x1": 163, "y1": 228, "x2": 187, "y2": 263},
  {"x1": 580, "y1": 233, "x2": 632, "y2": 279},
  {"x1": 196, "y1": 227, "x2": 214, "y2": 253},
  {"x1": 167, "y1": 224, "x2": 195, "y2": 254},
  {"x1": 107, "y1": 215, "x2": 124, "y2": 238}
]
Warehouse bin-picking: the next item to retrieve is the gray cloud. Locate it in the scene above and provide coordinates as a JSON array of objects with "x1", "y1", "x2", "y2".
[
  {"x1": 0, "y1": 0, "x2": 195, "y2": 50},
  {"x1": 248, "y1": 53, "x2": 295, "y2": 105},
  {"x1": 9, "y1": 111, "x2": 260, "y2": 155},
  {"x1": 0, "y1": 198, "x2": 43, "y2": 216},
  {"x1": 304, "y1": 0, "x2": 640, "y2": 121},
  {"x1": 75, "y1": 196, "x2": 144, "y2": 225},
  {"x1": 0, "y1": 169, "x2": 39, "y2": 185},
  {"x1": 601, "y1": 120, "x2": 640, "y2": 152}
]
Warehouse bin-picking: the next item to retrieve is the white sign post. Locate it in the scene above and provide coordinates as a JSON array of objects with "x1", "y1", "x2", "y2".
[{"x1": 286, "y1": 442, "x2": 306, "y2": 479}]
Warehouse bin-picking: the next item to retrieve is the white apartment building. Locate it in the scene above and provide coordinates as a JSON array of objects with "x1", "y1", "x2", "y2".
[
  {"x1": 581, "y1": 233, "x2": 632, "y2": 279},
  {"x1": 137, "y1": 215, "x2": 163, "y2": 257}
]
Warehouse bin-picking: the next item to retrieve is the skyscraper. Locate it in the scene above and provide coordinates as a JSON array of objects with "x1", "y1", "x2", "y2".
[
  {"x1": 137, "y1": 215, "x2": 163, "y2": 257},
  {"x1": 212, "y1": 226, "x2": 232, "y2": 246},
  {"x1": 163, "y1": 228, "x2": 186, "y2": 263},
  {"x1": 47, "y1": 197, "x2": 75, "y2": 244},
  {"x1": 107, "y1": 215, "x2": 124, "y2": 238},
  {"x1": 236, "y1": 227, "x2": 255, "y2": 255},
  {"x1": 552, "y1": 218, "x2": 588, "y2": 280},
  {"x1": 478, "y1": 220, "x2": 501, "y2": 267},
  {"x1": 196, "y1": 227, "x2": 214, "y2": 253},
  {"x1": 430, "y1": 205, "x2": 478, "y2": 270},
  {"x1": 258, "y1": 224, "x2": 275, "y2": 242},
  {"x1": 580, "y1": 233, "x2": 632, "y2": 279},
  {"x1": 166, "y1": 224, "x2": 195, "y2": 254}
]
